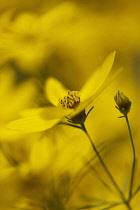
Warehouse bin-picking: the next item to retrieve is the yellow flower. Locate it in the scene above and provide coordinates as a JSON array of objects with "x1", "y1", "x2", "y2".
[
  {"x1": 8, "y1": 51, "x2": 118, "y2": 133},
  {"x1": 0, "y1": 2, "x2": 82, "y2": 73},
  {"x1": 0, "y1": 12, "x2": 49, "y2": 73}
]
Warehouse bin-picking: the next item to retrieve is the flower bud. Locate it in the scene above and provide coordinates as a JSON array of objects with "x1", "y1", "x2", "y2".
[{"x1": 114, "y1": 91, "x2": 131, "y2": 115}]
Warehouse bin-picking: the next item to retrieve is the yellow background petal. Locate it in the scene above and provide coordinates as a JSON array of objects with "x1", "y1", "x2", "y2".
[
  {"x1": 29, "y1": 136, "x2": 54, "y2": 173},
  {"x1": 20, "y1": 107, "x2": 71, "y2": 119},
  {"x1": 45, "y1": 77, "x2": 68, "y2": 106}
]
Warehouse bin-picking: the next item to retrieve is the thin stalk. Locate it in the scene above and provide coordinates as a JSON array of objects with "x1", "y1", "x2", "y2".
[
  {"x1": 125, "y1": 115, "x2": 136, "y2": 200},
  {"x1": 132, "y1": 185, "x2": 140, "y2": 198},
  {"x1": 125, "y1": 201, "x2": 133, "y2": 210},
  {"x1": 81, "y1": 123, "x2": 133, "y2": 210}
]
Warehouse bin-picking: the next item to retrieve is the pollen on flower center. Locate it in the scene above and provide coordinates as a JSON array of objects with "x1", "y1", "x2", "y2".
[{"x1": 58, "y1": 91, "x2": 81, "y2": 109}]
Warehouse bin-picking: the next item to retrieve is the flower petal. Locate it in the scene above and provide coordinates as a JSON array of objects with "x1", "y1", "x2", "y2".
[
  {"x1": 80, "y1": 51, "x2": 116, "y2": 102},
  {"x1": 45, "y1": 77, "x2": 68, "y2": 106},
  {"x1": 8, "y1": 107, "x2": 72, "y2": 133},
  {"x1": 70, "y1": 67, "x2": 123, "y2": 118}
]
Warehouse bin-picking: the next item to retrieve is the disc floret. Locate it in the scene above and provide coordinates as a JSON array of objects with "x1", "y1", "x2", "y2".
[{"x1": 58, "y1": 91, "x2": 81, "y2": 109}]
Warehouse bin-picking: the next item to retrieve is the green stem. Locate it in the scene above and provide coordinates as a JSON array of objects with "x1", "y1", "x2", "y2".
[
  {"x1": 125, "y1": 201, "x2": 133, "y2": 210},
  {"x1": 125, "y1": 115, "x2": 136, "y2": 200},
  {"x1": 81, "y1": 123, "x2": 126, "y2": 201},
  {"x1": 81, "y1": 123, "x2": 133, "y2": 210},
  {"x1": 132, "y1": 185, "x2": 140, "y2": 198}
]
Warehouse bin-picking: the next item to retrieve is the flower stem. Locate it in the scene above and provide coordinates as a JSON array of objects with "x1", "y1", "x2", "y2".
[
  {"x1": 80, "y1": 123, "x2": 134, "y2": 210},
  {"x1": 132, "y1": 185, "x2": 140, "y2": 198},
  {"x1": 125, "y1": 115, "x2": 136, "y2": 200},
  {"x1": 81, "y1": 123, "x2": 126, "y2": 201},
  {"x1": 125, "y1": 201, "x2": 133, "y2": 210}
]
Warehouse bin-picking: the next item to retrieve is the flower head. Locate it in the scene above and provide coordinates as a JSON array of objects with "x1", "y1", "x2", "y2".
[
  {"x1": 114, "y1": 90, "x2": 132, "y2": 115},
  {"x1": 8, "y1": 51, "x2": 118, "y2": 133}
]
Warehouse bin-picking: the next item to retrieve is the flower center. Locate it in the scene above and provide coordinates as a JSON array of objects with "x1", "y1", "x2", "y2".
[{"x1": 58, "y1": 91, "x2": 80, "y2": 109}]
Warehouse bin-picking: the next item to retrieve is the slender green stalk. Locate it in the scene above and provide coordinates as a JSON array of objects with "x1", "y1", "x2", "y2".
[
  {"x1": 132, "y1": 185, "x2": 140, "y2": 198},
  {"x1": 125, "y1": 201, "x2": 133, "y2": 210},
  {"x1": 125, "y1": 115, "x2": 136, "y2": 200},
  {"x1": 81, "y1": 124, "x2": 125, "y2": 199},
  {"x1": 80, "y1": 123, "x2": 133, "y2": 210}
]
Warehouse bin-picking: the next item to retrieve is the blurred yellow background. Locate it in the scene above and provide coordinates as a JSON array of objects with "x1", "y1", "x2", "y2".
[{"x1": 0, "y1": 0, "x2": 140, "y2": 209}]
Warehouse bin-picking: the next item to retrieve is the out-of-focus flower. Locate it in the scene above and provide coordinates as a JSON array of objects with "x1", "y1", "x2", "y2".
[
  {"x1": 28, "y1": 129, "x2": 91, "y2": 175},
  {"x1": 0, "y1": 1, "x2": 139, "y2": 80},
  {"x1": 0, "y1": 12, "x2": 51, "y2": 73},
  {"x1": 0, "y1": 2, "x2": 85, "y2": 73},
  {"x1": 8, "y1": 51, "x2": 117, "y2": 132},
  {"x1": 4, "y1": 126, "x2": 92, "y2": 210},
  {"x1": 0, "y1": 66, "x2": 37, "y2": 140},
  {"x1": 114, "y1": 90, "x2": 131, "y2": 115}
]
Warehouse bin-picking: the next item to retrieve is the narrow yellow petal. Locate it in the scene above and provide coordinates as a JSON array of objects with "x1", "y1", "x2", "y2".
[
  {"x1": 7, "y1": 116, "x2": 58, "y2": 133},
  {"x1": 20, "y1": 107, "x2": 72, "y2": 119},
  {"x1": 71, "y1": 67, "x2": 123, "y2": 118},
  {"x1": 8, "y1": 107, "x2": 72, "y2": 133},
  {"x1": 20, "y1": 107, "x2": 48, "y2": 117},
  {"x1": 45, "y1": 77, "x2": 68, "y2": 106},
  {"x1": 80, "y1": 51, "x2": 116, "y2": 102}
]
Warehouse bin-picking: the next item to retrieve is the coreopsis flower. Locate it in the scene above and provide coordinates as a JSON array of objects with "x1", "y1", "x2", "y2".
[
  {"x1": 114, "y1": 90, "x2": 131, "y2": 115},
  {"x1": 8, "y1": 51, "x2": 118, "y2": 133}
]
